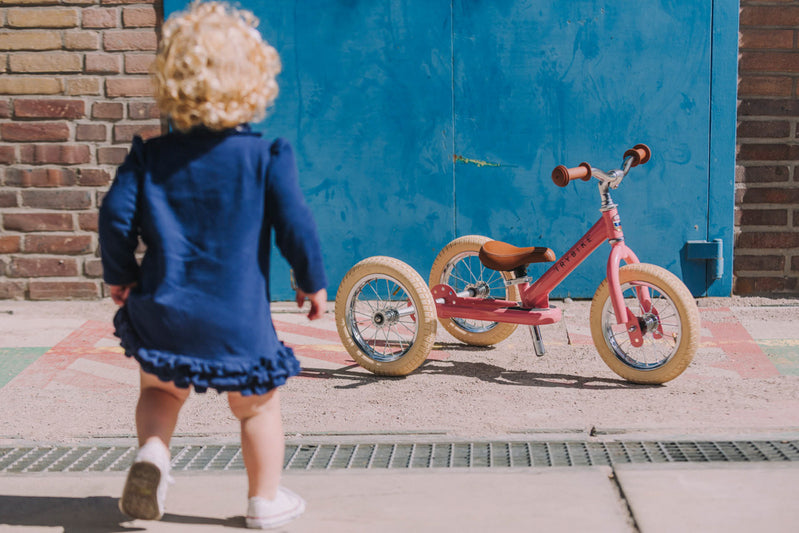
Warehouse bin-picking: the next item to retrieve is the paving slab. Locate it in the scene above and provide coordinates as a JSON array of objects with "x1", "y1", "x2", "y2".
[
  {"x1": 615, "y1": 463, "x2": 799, "y2": 533},
  {"x1": 0, "y1": 468, "x2": 632, "y2": 533}
]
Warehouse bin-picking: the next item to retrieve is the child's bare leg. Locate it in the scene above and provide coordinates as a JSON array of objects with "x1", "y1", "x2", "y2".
[
  {"x1": 228, "y1": 389, "x2": 284, "y2": 499},
  {"x1": 136, "y1": 369, "x2": 190, "y2": 448}
]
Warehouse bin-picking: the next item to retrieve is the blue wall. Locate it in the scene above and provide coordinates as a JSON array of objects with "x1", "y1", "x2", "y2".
[{"x1": 164, "y1": 0, "x2": 738, "y2": 298}]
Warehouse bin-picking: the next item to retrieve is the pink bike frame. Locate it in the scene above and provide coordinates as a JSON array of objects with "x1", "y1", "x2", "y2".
[{"x1": 432, "y1": 206, "x2": 650, "y2": 344}]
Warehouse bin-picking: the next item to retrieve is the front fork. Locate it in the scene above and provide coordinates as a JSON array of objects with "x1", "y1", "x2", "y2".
[{"x1": 606, "y1": 241, "x2": 655, "y2": 347}]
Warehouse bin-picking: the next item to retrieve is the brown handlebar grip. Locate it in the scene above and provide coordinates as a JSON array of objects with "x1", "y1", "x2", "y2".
[
  {"x1": 551, "y1": 162, "x2": 592, "y2": 187},
  {"x1": 623, "y1": 143, "x2": 651, "y2": 167}
]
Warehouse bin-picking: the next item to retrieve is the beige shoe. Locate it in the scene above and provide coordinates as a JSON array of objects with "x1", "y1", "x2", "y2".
[
  {"x1": 119, "y1": 440, "x2": 172, "y2": 520},
  {"x1": 246, "y1": 487, "x2": 306, "y2": 529}
]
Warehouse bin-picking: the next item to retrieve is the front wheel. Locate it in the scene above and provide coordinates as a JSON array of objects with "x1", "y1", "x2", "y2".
[
  {"x1": 335, "y1": 256, "x2": 437, "y2": 376},
  {"x1": 589, "y1": 263, "x2": 700, "y2": 384}
]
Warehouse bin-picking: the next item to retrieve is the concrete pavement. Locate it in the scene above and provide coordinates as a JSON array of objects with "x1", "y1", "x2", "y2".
[
  {"x1": 1, "y1": 464, "x2": 799, "y2": 532},
  {"x1": 1, "y1": 296, "x2": 798, "y2": 531}
]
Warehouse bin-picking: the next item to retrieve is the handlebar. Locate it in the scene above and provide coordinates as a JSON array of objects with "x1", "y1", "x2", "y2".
[
  {"x1": 551, "y1": 162, "x2": 591, "y2": 187},
  {"x1": 551, "y1": 144, "x2": 651, "y2": 188}
]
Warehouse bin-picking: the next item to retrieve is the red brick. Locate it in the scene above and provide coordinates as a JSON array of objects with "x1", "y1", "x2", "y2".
[
  {"x1": 21, "y1": 189, "x2": 92, "y2": 210},
  {"x1": 129, "y1": 101, "x2": 160, "y2": 119},
  {"x1": 737, "y1": 121, "x2": 791, "y2": 138},
  {"x1": 76, "y1": 168, "x2": 111, "y2": 186},
  {"x1": 24, "y1": 234, "x2": 93, "y2": 254},
  {"x1": 105, "y1": 77, "x2": 153, "y2": 97},
  {"x1": 740, "y1": 52, "x2": 799, "y2": 73},
  {"x1": 29, "y1": 281, "x2": 100, "y2": 300},
  {"x1": 82, "y1": 7, "x2": 118, "y2": 28},
  {"x1": 0, "y1": 146, "x2": 15, "y2": 164},
  {"x1": 738, "y1": 76, "x2": 794, "y2": 98},
  {"x1": 792, "y1": 256, "x2": 799, "y2": 272},
  {"x1": 734, "y1": 276, "x2": 795, "y2": 295},
  {"x1": 76, "y1": 123, "x2": 107, "y2": 141},
  {"x1": 0, "y1": 190, "x2": 17, "y2": 208},
  {"x1": 84, "y1": 258, "x2": 104, "y2": 277},
  {"x1": 736, "y1": 231, "x2": 799, "y2": 249},
  {"x1": 64, "y1": 31, "x2": 100, "y2": 51},
  {"x1": 101, "y1": 0, "x2": 155, "y2": 7},
  {"x1": 5, "y1": 168, "x2": 77, "y2": 187},
  {"x1": 9, "y1": 52, "x2": 82, "y2": 73},
  {"x1": 85, "y1": 53, "x2": 121, "y2": 74},
  {"x1": 114, "y1": 122, "x2": 161, "y2": 142},
  {"x1": 738, "y1": 208, "x2": 789, "y2": 226},
  {"x1": 0, "y1": 101, "x2": 9, "y2": 118},
  {"x1": 733, "y1": 255, "x2": 785, "y2": 272},
  {"x1": 3, "y1": 212, "x2": 74, "y2": 232},
  {"x1": 92, "y1": 101, "x2": 124, "y2": 120},
  {"x1": 122, "y1": 5, "x2": 157, "y2": 27},
  {"x1": 0, "y1": 236, "x2": 21, "y2": 253},
  {"x1": 78, "y1": 212, "x2": 99, "y2": 231},
  {"x1": 739, "y1": 166, "x2": 791, "y2": 183},
  {"x1": 19, "y1": 144, "x2": 91, "y2": 165},
  {"x1": 103, "y1": 30, "x2": 157, "y2": 51},
  {"x1": 740, "y1": 6, "x2": 799, "y2": 27},
  {"x1": 14, "y1": 99, "x2": 85, "y2": 119},
  {"x1": 741, "y1": 187, "x2": 799, "y2": 204},
  {"x1": 737, "y1": 144, "x2": 799, "y2": 161},
  {"x1": 738, "y1": 99, "x2": 799, "y2": 116},
  {"x1": 97, "y1": 146, "x2": 129, "y2": 165},
  {"x1": 0, "y1": 281, "x2": 26, "y2": 300},
  {"x1": 124, "y1": 53, "x2": 154, "y2": 74},
  {"x1": 66, "y1": 77, "x2": 101, "y2": 96},
  {"x1": 739, "y1": 30, "x2": 795, "y2": 49},
  {"x1": 9, "y1": 257, "x2": 79, "y2": 277},
  {"x1": 1, "y1": 122, "x2": 70, "y2": 142}
]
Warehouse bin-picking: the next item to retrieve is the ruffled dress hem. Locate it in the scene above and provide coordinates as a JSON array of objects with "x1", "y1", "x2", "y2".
[{"x1": 113, "y1": 307, "x2": 301, "y2": 396}]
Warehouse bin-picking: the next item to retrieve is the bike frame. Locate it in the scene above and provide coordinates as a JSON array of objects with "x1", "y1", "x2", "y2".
[{"x1": 432, "y1": 160, "x2": 654, "y2": 347}]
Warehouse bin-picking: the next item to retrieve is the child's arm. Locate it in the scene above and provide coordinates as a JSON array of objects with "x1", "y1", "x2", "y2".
[
  {"x1": 108, "y1": 282, "x2": 137, "y2": 306},
  {"x1": 99, "y1": 137, "x2": 143, "y2": 292},
  {"x1": 266, "y1": 138, "x2": 328, "y2": 302},
  {"x1": 295, "y1": 288, "x2": 328, "y2": 320}
]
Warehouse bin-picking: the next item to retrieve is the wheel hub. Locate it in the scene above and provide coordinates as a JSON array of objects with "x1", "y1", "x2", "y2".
[
  {"x1": 466, "y1": 281, "x2": 490, "y2": 298},
  {"x1": 638, "y1": 313, "x2": 660, "y2": 335},
  {"x1": 373, "y1": 308, "x2": 400, "y2": 328}
]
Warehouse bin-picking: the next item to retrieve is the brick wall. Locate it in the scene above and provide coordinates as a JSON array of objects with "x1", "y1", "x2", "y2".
[
  {"x1": 736, "y1": 0, "x2": 799, "y2": 295},
  {"x1": 1, "y1": 1, "x2": 798, "y2": 299},
  {"x1": 0, "y1": 0, "x2": 163, "y2": 299}
]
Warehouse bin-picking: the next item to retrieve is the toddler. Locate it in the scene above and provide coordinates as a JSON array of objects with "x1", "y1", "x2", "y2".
[{"x1": 98, "y1": 1, "x2": 327, "y2": 528}]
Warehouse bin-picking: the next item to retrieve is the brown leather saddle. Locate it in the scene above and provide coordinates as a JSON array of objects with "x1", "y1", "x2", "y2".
[{"x1": 478, "y1": 240, "x2": 555, "y2": 272}]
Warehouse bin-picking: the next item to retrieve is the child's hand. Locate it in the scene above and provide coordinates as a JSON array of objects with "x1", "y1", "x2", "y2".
[
  {"x1": 295, "y1": 288, "x2": 328, "y2": 320},
  {"x1": 108, "y1": 283, "x2": 136, "y2": 306}
]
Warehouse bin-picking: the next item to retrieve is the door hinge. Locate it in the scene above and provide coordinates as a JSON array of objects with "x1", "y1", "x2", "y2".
[{"x1": 686, "y1": 239, "x2": 723, "y2": 280}]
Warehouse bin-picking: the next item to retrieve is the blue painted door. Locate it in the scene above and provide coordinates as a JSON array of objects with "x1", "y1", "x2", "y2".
[{"x1": 163, "y1": 0, "x2": 737, "y2": 299}]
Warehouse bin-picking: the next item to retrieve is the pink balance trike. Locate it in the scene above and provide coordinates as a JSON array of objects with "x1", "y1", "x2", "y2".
[{"x1": 334, "y1": 144, "x2": 700, "y2": 384}]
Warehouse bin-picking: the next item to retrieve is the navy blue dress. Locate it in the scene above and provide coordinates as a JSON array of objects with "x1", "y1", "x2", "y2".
[{"x1": 99, "y1": 125, "x2": 327, "y2": 395}]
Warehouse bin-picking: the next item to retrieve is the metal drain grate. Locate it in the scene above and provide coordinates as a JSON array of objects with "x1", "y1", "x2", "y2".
[{"x1": 1, "y1": 440, "x2": 798, "y2": 473}]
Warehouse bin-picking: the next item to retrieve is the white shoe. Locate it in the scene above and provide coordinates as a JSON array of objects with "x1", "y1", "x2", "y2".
[
  {"x1": 246, "y1": 487, "x2": 306, "y2": 529},
  {"x1": 119, "y1": 440, "x2": 172, "y2": 520}
]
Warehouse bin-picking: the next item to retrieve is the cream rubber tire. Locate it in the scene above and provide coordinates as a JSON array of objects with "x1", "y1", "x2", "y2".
[
  {"x1": 335, "y1": 256, "x2": 437, "y2": 376},
  {"x1": 589, "y1": 263, "x2": 700, "y2": 384},
  {"x1": 429, "y1": 235, "x2": 519, "y2": 346}
]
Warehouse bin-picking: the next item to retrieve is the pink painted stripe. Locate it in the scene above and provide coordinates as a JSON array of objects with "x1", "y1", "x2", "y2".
[
  {"x1": 700, "y1": 307, "x2": 780, "y2": 378},
  {"x1": 272, "y1": 319, "x2": 341, "y2": 342}
]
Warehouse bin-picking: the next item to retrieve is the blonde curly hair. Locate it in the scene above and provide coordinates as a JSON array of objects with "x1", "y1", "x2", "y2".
[{"x1": 153, "y1": 1, "x2": 281, "y2": 132}]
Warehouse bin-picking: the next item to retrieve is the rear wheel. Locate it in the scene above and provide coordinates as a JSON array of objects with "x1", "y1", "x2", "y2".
[
  {"x1": 429, "y1": 235, "x2": 518, "y2": 346},
  {"x1": 589, "y1": 263, "x2": 699, "y2": 384},
  {"x1": 335, "y1": 256, "x2": 437, "y2": 376}
]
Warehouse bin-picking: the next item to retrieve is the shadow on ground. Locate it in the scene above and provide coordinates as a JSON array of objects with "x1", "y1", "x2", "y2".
[
  {"x1": 0, "y1": 494, "x2": 243, "y2": 532},
  {"x1": 298, "y1": 360, "x2": 650, "y2": 391}
]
